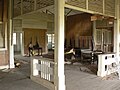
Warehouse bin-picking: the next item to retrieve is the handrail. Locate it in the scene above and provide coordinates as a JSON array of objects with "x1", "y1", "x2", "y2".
[{"x1": 31, "y1": 57, "x2": 55, "y2": 64}]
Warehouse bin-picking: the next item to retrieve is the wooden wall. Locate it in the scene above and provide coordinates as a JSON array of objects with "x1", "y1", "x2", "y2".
[
  {"x1": 0, "y1": 0, "x2": 9, "y2": 66},
  {"x1": 0, "y1": 51, "x2": 8, "y2": 66},
  {"x1": 65, "y1": 13, "x2": 93, "y2": 48},
  {"x1": 0, "y1": 0, "x2": 7, "y2": 21},
  {"x1": 23, "y1": 28, "x2": 47, "y2": 55},
  {"x1": 0, "y1": 0, "x2": 3, "y2": 21}
]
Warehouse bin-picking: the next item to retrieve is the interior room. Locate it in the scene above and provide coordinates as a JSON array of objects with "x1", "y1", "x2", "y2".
[
  {"x1": 13, "y1": 2, "x2": 116, "y2": 90},
  {"x1": 0, "y1": 0, "x2": 120, "y2": 90}
]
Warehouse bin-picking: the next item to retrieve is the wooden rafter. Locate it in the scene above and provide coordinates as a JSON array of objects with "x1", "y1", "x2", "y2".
[{"x1": 14, "y1": 0, "x2": 54, "y2": 16}]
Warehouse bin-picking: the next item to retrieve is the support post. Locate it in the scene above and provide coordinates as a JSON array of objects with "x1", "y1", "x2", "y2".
[
  {"x1": 86, "y1": 0, "x2": 88, "y2": 10},
  {"x1": 21, "y1": 31, "x2": 25, "y2": 56},
  {"x1": 103, "y1": 0, "x2": 105, "y2": 14},
  {"x1": 31, "y1": 59, "x2": 39, "y2": 76},
  {"x1": 54, "y1": 0, "x2": 65, "y2": 90},
  {"x1": 93, "y1": 21, "x2": 96, "y2": 50},
  {"x1": 114, "y1": 0, "x2": 119, "y2": 58},
  {"x1": 8, "y1": 0, "x2": 14, "y2": 68},
  {"x1": 45, "y1": 32, "x2": 48, "y2": 54}
]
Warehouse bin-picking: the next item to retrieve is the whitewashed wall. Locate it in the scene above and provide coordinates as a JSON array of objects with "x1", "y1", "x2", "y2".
[
  {"x1": 13, "y1": 13, "x2": 54, "y2": 54},
  {"x1": 13, "y1": 19, "x2": 22, "y2": 31},
  {"x1": 14, "y1": 12, "x2": 54, "y2": 30},
  {"x1": 22, "y1": 19, "x2": 47, "y2": 29},
  {"x1": 47, "y1": 22, "x2": 54, "y2": 34}
]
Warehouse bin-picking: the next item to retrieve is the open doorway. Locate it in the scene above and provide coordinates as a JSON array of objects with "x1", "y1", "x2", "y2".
[
  {"x1": 13, "y1": 32, "x2": 23, "y2": 55},
  {"x1": 47, "y1": 34, "x2": 54, "y2": 51}
]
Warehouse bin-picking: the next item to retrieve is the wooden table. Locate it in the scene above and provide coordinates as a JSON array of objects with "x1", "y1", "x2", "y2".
[{"x1": 33, "y1": 47, "x2": 42, "y2": 56}]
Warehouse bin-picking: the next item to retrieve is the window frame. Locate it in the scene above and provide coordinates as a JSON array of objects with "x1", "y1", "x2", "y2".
[
  {"x1": 96, "y1": 29, "x2": 102, "y2": 45},
  {"x1": 0, "y1": 22, "x2": 7, "y2": 51}
]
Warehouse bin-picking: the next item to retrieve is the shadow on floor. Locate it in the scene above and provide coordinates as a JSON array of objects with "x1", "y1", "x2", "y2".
[{"x1": 0, "y1": 57, "x2": 49, "y2": 90}]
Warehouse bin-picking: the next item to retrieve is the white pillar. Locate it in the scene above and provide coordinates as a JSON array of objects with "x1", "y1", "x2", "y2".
[
  {"x1": 8, "y1": 0, "x2": 14, "y2": 68},
  {"x1": 45, "y1": 32, "x2": 48, "y2": 53},
  {"x1": 114, "y1": 20, "x2": 119, "y2": 57},
  {"x1": 16, "y1": 33, "x2": 21, "y2": 51},
  {"x1": 114, "y1": 0, "x2": 119, "y2": 58},
  {"x1": 21, "y1": 31, "x2": 25, "y2": 56},
  {"x1": 31, "y1": 59, "x2": 39, "y2": 76},
  {"x1": 93, "y1": 21, "x2": 96, "y2": 50},
  {"x1": 54, "y1": 0, "x2": 65, "y2": 90}
]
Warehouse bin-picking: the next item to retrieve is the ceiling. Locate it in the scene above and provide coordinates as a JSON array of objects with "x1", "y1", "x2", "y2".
[
  {"x1": 13, "y1": 0, "x2": 83, "y2": 18},
  {"x1": 14, "y1": 0, "x2": 54, "y2": 16},
  {"x1": 14, "y1": 0, "x2": 54, "y2": 9}
]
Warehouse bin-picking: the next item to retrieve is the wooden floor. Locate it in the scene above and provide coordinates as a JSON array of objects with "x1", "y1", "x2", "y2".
[
  {"x1": 14, "y1": 55, "x2": 120, "y2": 90},
  {"x1": 65, "y1": 64, "x2": 120, "y2": 90}
]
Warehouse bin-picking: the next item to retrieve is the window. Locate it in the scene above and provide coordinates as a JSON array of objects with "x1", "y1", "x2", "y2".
[
  {"x1": 47, "y1": 34, "x2": 54, "y2": 49},
  {"x1": 52, "y1": 34, "x2": 54, "y2": 47},
  {"x1": 107, "y1": 31, "x2": 112, "y2": 44},
  {"x1": 96, "y1": 29, "x2": 102, "y2": 44},
  {"x1": 0, "y1": 23, "x2": 5, "y2": 48},
  {"x1": 103, "y1": 29, "x2": 112, "y2": 44},
  {"x1": 103, "y1": 30, "x2": 108, "y2": 44},
  {"x1": 13, "y1": 33, "x2": 16, "y2": 45},
  {"x1": 47, "y1": 34, "x2": 52, "y2": 43},
  {"x1": 0, "y1": 0, "x2": 7, "y2": 49},
  {"x1": 96, "y1": 29, "x2": 112, "y2": 45}
]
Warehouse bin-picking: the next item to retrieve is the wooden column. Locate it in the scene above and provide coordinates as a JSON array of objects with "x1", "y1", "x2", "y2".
[
  {"x1": 114, "y1": 0, "x2": 119, "y2": 58},
  {"x1": 8, "y1": 0, "x2": 14, "y2": 68},
  {"x1": 93, "y1": 21, "x2": 96, "y2": 50},
  {"x1": 21, "y1": 31, "x2": 25, "y2": 56},
  {"x1": 45, "y1": 32, "x2": 48, "y2": 53},
  {"x1": 54, "y1": 0, "x2": 65, "y2": 90}
]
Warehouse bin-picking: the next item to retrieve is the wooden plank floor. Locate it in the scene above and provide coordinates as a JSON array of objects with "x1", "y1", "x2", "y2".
[
  {"x1": 65, "y1": 64, "x2": 120, "y2": 90},
  {"x1": 14, "y1": 55, "x2": 120, "y2": 90}
]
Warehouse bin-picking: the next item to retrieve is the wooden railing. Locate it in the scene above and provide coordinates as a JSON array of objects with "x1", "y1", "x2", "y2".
[{"x1": 30, "y1": 57, "x2": 56, "y2": 90}]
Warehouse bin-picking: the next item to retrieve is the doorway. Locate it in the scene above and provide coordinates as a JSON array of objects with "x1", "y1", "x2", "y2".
[
  {"x1": 95, "y1": 28, "x2": 113, "y2": 52},
  {"x1": 13, "y1": 32, "x2": 23, "y2": 55}
]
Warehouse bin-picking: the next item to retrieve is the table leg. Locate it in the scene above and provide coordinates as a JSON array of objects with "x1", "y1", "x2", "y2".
[
  {"x1": 41, "y1": 48, "x2": 42, "y2": 56},
  {"x1": 38, "y1": 49, "x2": 40, "y2": 55}
]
